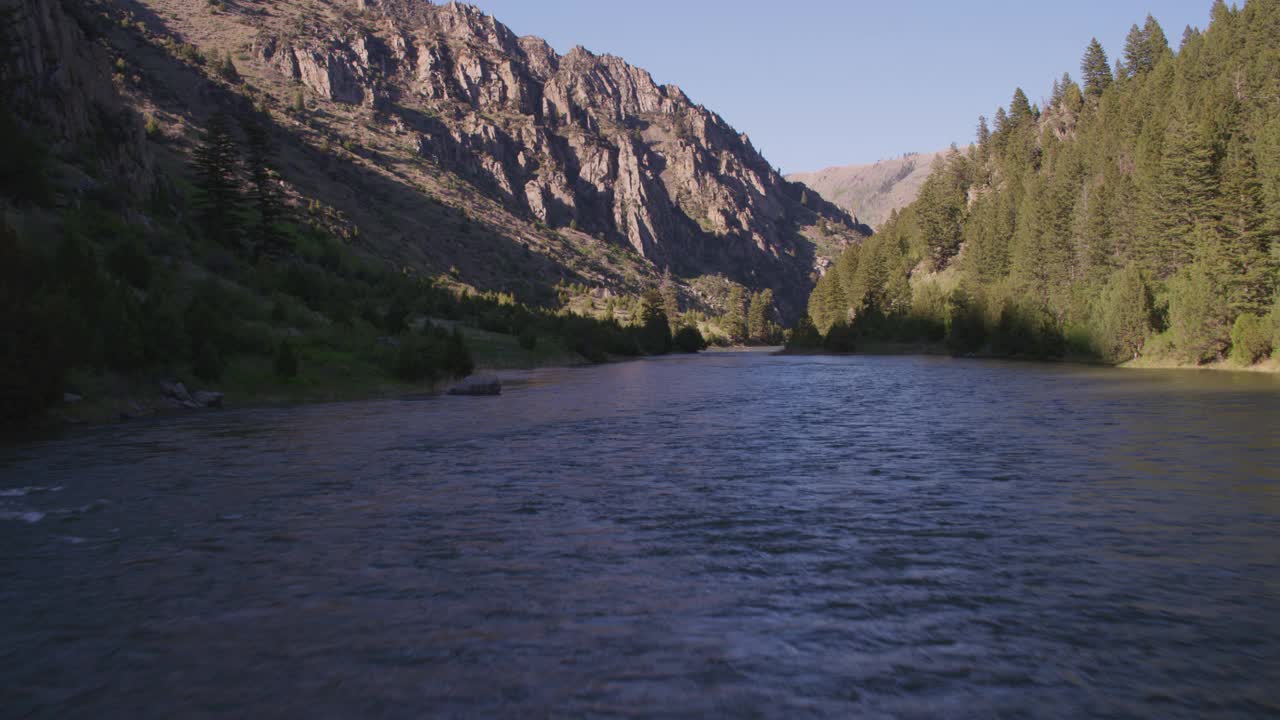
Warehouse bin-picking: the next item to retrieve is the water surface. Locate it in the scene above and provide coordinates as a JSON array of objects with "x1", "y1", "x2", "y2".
[{"x1": 2, "y1": 353, "x2": 1279, "y2": 718}]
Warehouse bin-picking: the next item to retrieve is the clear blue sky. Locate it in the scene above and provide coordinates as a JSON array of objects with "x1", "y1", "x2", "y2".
[{"x1": 465, "y1": 0, "x2": 1216, "y2": 173}]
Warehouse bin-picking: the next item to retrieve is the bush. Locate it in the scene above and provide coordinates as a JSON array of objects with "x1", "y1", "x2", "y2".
[
  {"x1": 823, "y1": 321, "x2": 857, "y2": 353},
  {"x1": 945, "y1": 289, "x2": 986, "y2": 356},
  {"x1": 673, "y1": 326, "x2": 707, "y2": 353},
  {"x1": 107, "y1": 238, "x2": 152, "y2": 289},
  {"x1": 517, "y1": 328, "x2": 538, "y2": 351},
  {"x1": 1167, "y1": 263, "x2": 1230, "y2": 363},
  {"x1": 1093, "y1": 265, "x2": 1155, "y2": 363},
  {"x1": 1229, "y1": 313, "x2": 1271, "y2": 366},
  {"x1": 787, "y1": 317, "x2": 823, "y2": 349},
  {"x1": 384, "y1": 296, "x2": 409, "y2": 335},
  {"x1": 192, "y1": 342, "x2": 224, "y2": 382},
  {"x1": 274, "y1": 342, "x2": 299, "y2": 379},
  {"x1": 143, "y1": 297, "x2": 187, "y2": 367},
  {"x1": 393, "y1": 325, "x2": 473, "y2": 382}
]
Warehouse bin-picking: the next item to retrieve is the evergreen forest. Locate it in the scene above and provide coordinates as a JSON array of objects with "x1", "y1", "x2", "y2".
[{"x1": 802, "y1": 0, "x2": 1280, "y2": 367}]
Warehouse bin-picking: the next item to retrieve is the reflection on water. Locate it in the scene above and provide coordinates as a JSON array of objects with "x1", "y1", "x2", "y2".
[{"x1": 2, "y1": 353, "x2": 1279, "y2": 718}]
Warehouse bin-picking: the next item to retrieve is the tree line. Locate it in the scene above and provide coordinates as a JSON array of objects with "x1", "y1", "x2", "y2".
[{"x1": 801, "y1": 0, "x2": 1279, "y2": 366}]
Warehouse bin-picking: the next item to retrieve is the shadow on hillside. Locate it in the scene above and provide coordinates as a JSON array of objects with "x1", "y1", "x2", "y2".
[{"x1": 102, "y1": 0, "x2": 581, "y2": 305}]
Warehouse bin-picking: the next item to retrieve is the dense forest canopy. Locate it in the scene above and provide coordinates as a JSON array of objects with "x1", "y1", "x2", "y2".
[{"x1": 804, "y1": 0, "x2": 1280, "y2": 366}]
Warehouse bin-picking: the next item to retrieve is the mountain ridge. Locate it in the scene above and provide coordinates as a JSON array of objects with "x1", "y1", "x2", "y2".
[{"x1": 788, "y1": 149, "x2": 959, "y2": 229}]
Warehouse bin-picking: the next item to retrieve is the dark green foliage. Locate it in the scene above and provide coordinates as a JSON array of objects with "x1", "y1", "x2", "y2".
[
  {"x1": 1229, "y1": 313, "x2": 1271, "y2": 365},
  {"x1": 0, "y1": 110, "x2": 54, "y2": 206},
  {"x1": 673, "y1": 326, "x2": 707, "y2": 354},
  {"x1": 193, "y1": 113, "x2": 242, "y2": 252},
  {"x1": 384, "y1": 295, "x2": 409, "y2": 335},
  {"x1": 1168, "y1": 262, "x2": 1230, "y2": 363},
  {"x1": 722, "y1": 285, "x2": 747, "y2": 343},
  {"x1": 804, "y1": 3, "x2": 1279, "y2": 366},
  {"x1": 1094, "y1": 265, "x2": 1155, "y2": 362},
  {"x1": 274, "y1": 342, "x2": 299, "y2": 379},
  {"x1": 192, "y1": 341, "x2": 224, "y2": 382},
  {"x1": 747, "y1": 289, "x2": 779, "y2": 344},
  {"x1": 659, "y1": 270, "x2": 680, "y2": 331},
  {"x1": 822, "y1": 321, "x2": 857, "y2": 353},
  {"x1": 0, "y1": 222, "x2": 72, "y2": 422},
  {"x1": 107, "y1": 238, "x2": 152, "y2": 289},
  {"x1": 1081, "y1": 38, "x2": 1113, "y2": 97},
  {"x1": 517, "y1": 328, "x2": 538, "y2": 351},
  {"x1": 216, "y1": 51, "x2": 240, "y2": 83},
  {"x1": 945, "y1": 289, "x2": 986, "y2": 356},
  {"x1": 394, "y1": 324, "x2": 473, "y2": 382},
  {"x1": 787, "y1": 317, "x2": 823, "y2": 349},
  {"x1": 243, "y1": 118, "x2": 287, "y2": 260},
  {"x1": 638, "y1": 289, "x2": 673, "y2": 355}
]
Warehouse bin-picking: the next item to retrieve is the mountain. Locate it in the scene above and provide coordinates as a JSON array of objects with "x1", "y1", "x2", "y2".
[
  {"x1": 788, "y1": 150, "x2": 952, "y2": 229},
  {"x1": 800, "y1": 1, "x2": 1280, "y2": 369},
  {"x1": 26, "y1": 0, "x2": 863, "y2": 319}
]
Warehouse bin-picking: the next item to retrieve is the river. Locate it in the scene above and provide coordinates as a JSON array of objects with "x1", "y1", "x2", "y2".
[{"x1": 2, "y1": 352, "x2": 1278, "y2": 718}]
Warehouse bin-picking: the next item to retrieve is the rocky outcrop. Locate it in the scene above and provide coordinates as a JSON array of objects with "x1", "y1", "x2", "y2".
[
  {"x1": 0, "y1": 0, "x2": 153, "y2": 196},
  {"x1": 255, "y1": 1, "x2": 867, "y2": 317},
  {"x1": 448, "y1": 375, "x2": 502, "y2": 396}
]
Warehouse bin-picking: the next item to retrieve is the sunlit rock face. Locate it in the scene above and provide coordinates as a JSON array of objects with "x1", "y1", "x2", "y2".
[{"x1": 257, "y1": 1, "x2": 868, "y2": 317}]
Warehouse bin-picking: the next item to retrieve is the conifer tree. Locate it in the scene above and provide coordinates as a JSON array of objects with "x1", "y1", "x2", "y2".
[
  {"x1": 243, "y1": 118, "x2": 285, "y2": 261},
  {"x1": 1081, "y1": 38, "x2": 1113, "y2": 97},
  {"x1": 1213, "y1": 135, "x2": 1273, "y2": 316},
  {"x1": 723, "y1": 285, "x2": 747, "y2": 342},
  {"x1": 659, "y1": 269, "x2": 680, "y2": 331},
  {"x1": 193, "y1": 113, "x2": 242, "y2": 252},
  {"x1": 1008, "y1": 88, "x2": 1033, "y2": 126},
  {"x1": 747, "y1": 290, "x2": 774, "y2": 344},
  {"x1": 638, "y1": 289, "x2": 672, "y2": 354}
]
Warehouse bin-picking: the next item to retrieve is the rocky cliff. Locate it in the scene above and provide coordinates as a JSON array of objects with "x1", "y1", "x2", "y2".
[
  {"x1": 5, "y1": 0, "x2": 865, "y2": 319},
  {"x1": 249, "y1": 0, "x2": 867, "y2": 315}
]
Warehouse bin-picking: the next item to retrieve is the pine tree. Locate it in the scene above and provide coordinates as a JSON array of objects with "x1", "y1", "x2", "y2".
[
  {"x1": 1008, "y1": 88, "x2": 1033, "y2": 126},
  {"x1": 917, "y1": 156, "x2": 966, "y2": 270},
  {"x1": 243, "y1": 118, "x2": 285, "y2": 261},
  {"x1": 193, "y1": 113, "x2": 242, "y2": 252},
  {"x1": 1145, "y1": 116, "x2": 1218, "y2": 277},
  {"x1": 723, "y1": 285, "x2": 747, "y2": 342},
  {"x1": 1081, "y1": 38, "x2": 1113, "y2": 97},
  {"x1": 638, "y1": 289, "x2": 672, "y2": 354},
  {"x1": 1213, "y1": 135, "x2": 1273, "y2": 316},
  {"x1": 747, "y1": 289, "x2": 775, "y2": 344},
  {"x1": 659, "y1": 269, "x2": 680, "y2": 331}
]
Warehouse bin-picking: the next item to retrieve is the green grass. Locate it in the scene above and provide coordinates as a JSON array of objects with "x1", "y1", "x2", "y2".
[{"x1": 459, "y1": 327, "x2": 583, "y2": 369}]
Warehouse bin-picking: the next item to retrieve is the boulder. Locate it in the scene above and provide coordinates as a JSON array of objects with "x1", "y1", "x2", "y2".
[
  {"x1": 159, "y1": 380, "x2": 192, "y2": 404},
  {"x1": 192, "y1": 391, "x2": 225, "y2": 409},
  {"x1": 448, "y1": 375, "x2": 502, "y2": 396}
]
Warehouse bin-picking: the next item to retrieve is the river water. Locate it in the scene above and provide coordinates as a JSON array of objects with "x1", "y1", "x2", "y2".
[{"x1": 2, "y1": 352, "x2": 1279, "y2": 718}]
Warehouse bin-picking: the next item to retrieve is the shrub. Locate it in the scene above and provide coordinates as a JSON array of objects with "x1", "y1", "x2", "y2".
[
  {"x1": 787, "y1": 317, "x2": 823, "y2": 349},
  {"x1": 192, "y1": 342, "x2": 224, "y2": 382},
  {"x1": 673, "y1": 326, "x2": 707, "y2": 353},
  {"x1": 274, "y1": 342, "x2": 299, "y2": 379},
  {"x1": 945, "y1": 288, "x2": 986, "y2": 356},
  {"x1": 517, "y1": 328, "x2": 538, "y2": 351},
  {"x1": 1229, "y1": 313, "x2": 1271, "y2": 366},
  {"x1": 1167, "y1": 262, "x2": 1230, "y2": 364},
  {"x1": 107, "y1": 238, "x2": 152, "y2": 289},
  {"x1": 823, "y1": 321, "x2": 857, "y2": 353},
  {"x1": 1093, "y1": 265, "x2": 1155, "y2": 363}
]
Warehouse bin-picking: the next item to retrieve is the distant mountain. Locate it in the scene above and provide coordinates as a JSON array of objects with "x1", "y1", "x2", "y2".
[{"x1": 789, "y1": 150, "x2": 953, "y2": 229}]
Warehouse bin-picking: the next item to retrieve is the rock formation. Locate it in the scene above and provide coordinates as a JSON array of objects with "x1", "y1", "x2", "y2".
[{"x1": 253, "y1": 1, "x2": 866, "y2": 316}]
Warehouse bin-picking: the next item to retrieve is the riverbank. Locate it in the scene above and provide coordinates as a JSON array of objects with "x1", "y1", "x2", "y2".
[
  {"x1": 34, "y1": 325, "x2": 591, "y2": 431},
  {"x1": 778, "y1": 341, "x2": 1280, "y2": 374}
]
